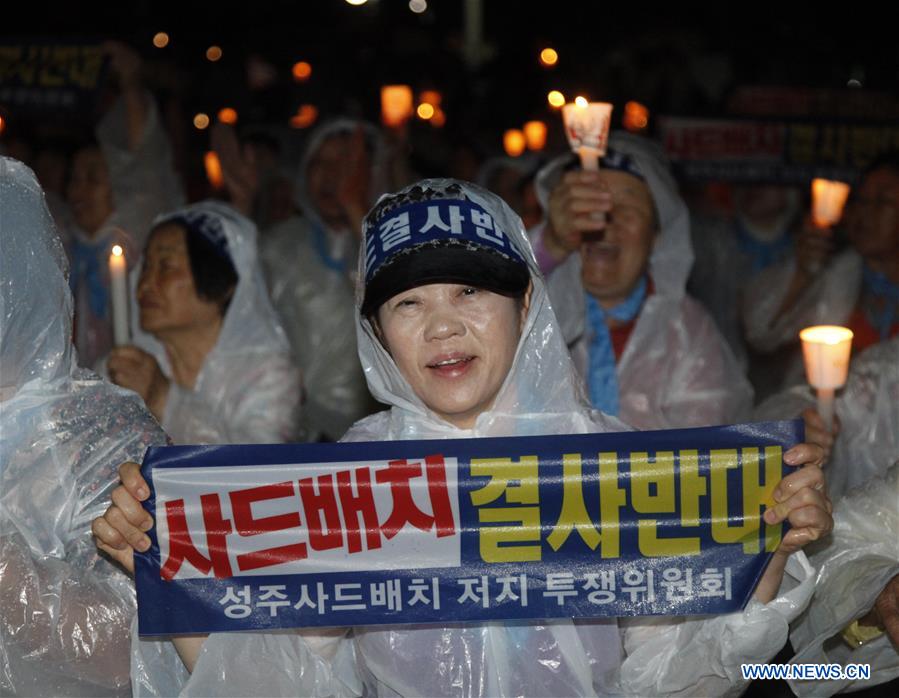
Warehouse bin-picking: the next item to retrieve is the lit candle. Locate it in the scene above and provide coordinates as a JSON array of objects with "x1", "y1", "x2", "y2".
[
  {"x1": 799, "y1": 325, "x2": 854, "y2": 430},
  {"x1": 109, "y1": 244, "x2": 130, "y2": 346},
  {"x1": 380, "y1": 85, "x2": 413, "y2": 128},
  {"x1": 523, "y1": 120, "x2": 547, "y2": 151},
  {"x1": 811, "y1": 178, "x2": 851, "y2": 228},
  {"x1": 204, "y1": 151, "x2": 224, "y2": 190},
  {"x1": 503, "y1": 129, "x2": 526, "y2": 157},
  {"x1": 561, "y1": 98, "x2": 613, "y2": 171}
]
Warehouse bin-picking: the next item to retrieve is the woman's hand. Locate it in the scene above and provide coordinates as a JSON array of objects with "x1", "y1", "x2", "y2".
[
  {"x1": 91, "y1": 462, "x2": 153, "y2": 576},
  {"x1": 860, "y1": 575, "x2": 899, "y2": 649},
  {"x1": 544, "y1": 170, "x2": 613, "y2": 262},
  {"x1": 211, "y1": 122, "x2": 259, "y2": 216},
  {"x1": 92, "y1": 464, "x2": 211, "y2": 672},
  {"x1": 795, "y1": 217, "x2": 835, "y2": 276},
  {"x1": 108, "y1": 346, "x2": 170, "y2": 420},
  {"x1": 753, "y1": 442, "x2": 833, "y2": 602}
]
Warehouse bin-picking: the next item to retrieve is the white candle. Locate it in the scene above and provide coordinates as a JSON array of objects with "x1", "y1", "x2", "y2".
[
  {"x1": 109, "y1": 244, "x2": 130, "y2": 346},
  {"x1": 561, "y1": 99, "x2": 613, "y2": 171},
  {"x1": 799, "y1": 325, "x2": 854, "y2": 430}
]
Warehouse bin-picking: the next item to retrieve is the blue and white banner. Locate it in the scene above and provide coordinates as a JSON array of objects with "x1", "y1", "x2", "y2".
[{"x1": 135, "y1": 420, "x2": 801, "y2": 636}]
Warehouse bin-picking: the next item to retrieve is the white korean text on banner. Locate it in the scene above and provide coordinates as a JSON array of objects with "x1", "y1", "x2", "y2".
[{"x1": 135, "y1": 420, "x2": 801, "y2": 635}]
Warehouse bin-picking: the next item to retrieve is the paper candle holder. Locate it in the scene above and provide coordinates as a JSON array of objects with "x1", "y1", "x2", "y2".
[
  {"x1": 561, "y1": 101, "x2": 613, "y2": 170},
  {"x1": 800, "y1": 325, "x2": 853, "y2": 430},
  {"x1": 811, "y1": 178, "x2": 851, "y2": 228},
  {"x1": 799, "y1": 325, "x2": 854, "y2": 389}
]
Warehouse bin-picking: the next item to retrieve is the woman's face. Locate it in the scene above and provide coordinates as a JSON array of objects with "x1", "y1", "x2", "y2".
[
  {"x1": 137, "y1": 224, "x2": 224, "y2": 339},
  {"x1": 845, "y1": 167, "x2": 899, "y2": 260},
  {"x1": 377, "y1": 283, "x2": 529, "y2": 429},
  {"x1": 306, "y1": 133, "x2": 371, "y2": 228},
  {"x1": 66, "y1": 146, "x2": 114, "y2": 236},
  {"x1": 579, "y1": 170, "x2": 656, "y2": 308}
]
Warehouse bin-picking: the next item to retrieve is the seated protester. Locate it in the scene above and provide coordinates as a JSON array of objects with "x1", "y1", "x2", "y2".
[
  {"x1": 103, "y1": 202, "x2": 301, "y2": 444},
  {"x1": 95, "y1": 179, "x2": 832, "y2": 697},
  {"x1": 0, "y1": 157, "x2": 167, "y2": 696},
  {"x1": 530, "y1": 132, "x2": 753, "y2": 429},
  {"x1": 259, "y1": 119, "x2": 383, "y2": 441},
  {"x1": 755, "y1": 336, "x2": 899, "y2": 501},
  {"x1": 64, "y1": 41, "x2": 184, "y2": 368},
  {"x1": 743, "y1": 152, "x2": 899, "y2": 390},
  {"x1": 788, "y1": 463, "x2": 899, "y2": 696}
]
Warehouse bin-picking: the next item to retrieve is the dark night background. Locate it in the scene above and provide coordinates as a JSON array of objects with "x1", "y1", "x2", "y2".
[{"x1": 4, "y1": 1, "x2": 897, "y2": 178}]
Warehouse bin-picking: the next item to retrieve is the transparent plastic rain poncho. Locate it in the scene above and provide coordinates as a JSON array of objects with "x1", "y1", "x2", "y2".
[
  {"x1": 115, "y1": 201, "x2": 301, "y2": 445},
  {"x1": 787, "y1": 462, "x2": 899, "y2": 696},
  {"x1": 65, "y1": 93, "x2": 185, "y2": 368},
  {"x1": 743, "y1": 249, "x2": 863, "y2": 355},
  {"x1": 742, "y1": 247, "x2": 864, "y2": 395},
  {"x1": 122, "y1": 179, "x2": 815, "y2": 697},
  {"x1": 259, "y1": 119, "x2": 384, "y2": 441},
  {"x1": 343, "y1": 179, "x2": 813, "y2": 697},
  {"x1": 754, "y1": 336, "x2": 899, "y2": 501},
  {"x1": 533, "y1": 133, "x2": 754, "y2": 430},
  {"x1": 687, "y1": 189, "x2": 801, "y2": 369},
  {"x1": 0, "y1": 157, "x2": 167, "y2": 696}
]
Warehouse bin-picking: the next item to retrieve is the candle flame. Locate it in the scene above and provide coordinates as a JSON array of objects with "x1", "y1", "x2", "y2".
[
  {"x1": 523, "y1": 120, "x2": 547, "y2": 151},
  {"x1": 381, "y1": 85, "x2": 414, "y2": 127},
  {"x1": 292, "y1": 61, "x2": 312, "y2": 81},
  {"x1": 503, "y1": 129, "x2": 526, "y2": 157},
  {"x1": 799, "y1": 325, "x2": 853, "y2": 346},
  {"x1": 811, "y1": 178, "x2": 851, "y2": 228},
  {"x1": 575, "y1": 96, "x2": 588, "y2": 108},
  {"x1": 217, "y1": 107, "x2": 238, "y2": 125},
  {"x1": 289, "y1": 104, "x2": 319, "y2": 129},
  {"x1": 111, "y1": 245, "x2": 124, "y2": 257},
  {"x1": 204, "y1": 151, "x2": 224, "y2": 189},
  {"x1": 547, "y1": 90, "x2": 565, "y2": 108},
  {"x1": 540, "y1": 48, "x2": 558, "y2": 66}
]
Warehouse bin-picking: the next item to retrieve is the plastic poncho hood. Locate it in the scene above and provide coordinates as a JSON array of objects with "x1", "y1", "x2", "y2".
[
  {"x1": 1, "y1": 157, "x2": 74, "y2": 393},
  {"x1": 296, "y1": 118, "x2": 388, "y2": 236},
  {"x1": 132, "y1": 201, "x2": 290, "y2": 371},
  {"x1": 127, "y1": 201, "x2": 300, "y2": 444}
]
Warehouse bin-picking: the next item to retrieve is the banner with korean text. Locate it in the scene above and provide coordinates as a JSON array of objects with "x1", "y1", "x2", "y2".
[
  {"x1": 0, "y1": 41, "x2": 108, "y2": 114},
  {"x1": 135, "y1": 420, "x2": 801, "y2": 635}
]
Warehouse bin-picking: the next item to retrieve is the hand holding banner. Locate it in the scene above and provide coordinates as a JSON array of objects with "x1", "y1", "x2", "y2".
[{"x1": 135, "y1": 420, "x2": 801, "y2": 636}]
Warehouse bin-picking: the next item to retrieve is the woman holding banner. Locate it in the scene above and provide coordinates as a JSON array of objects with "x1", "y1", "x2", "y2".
[{"x1": 95, "y1": 179, "x2": 832, "y2": 697}]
